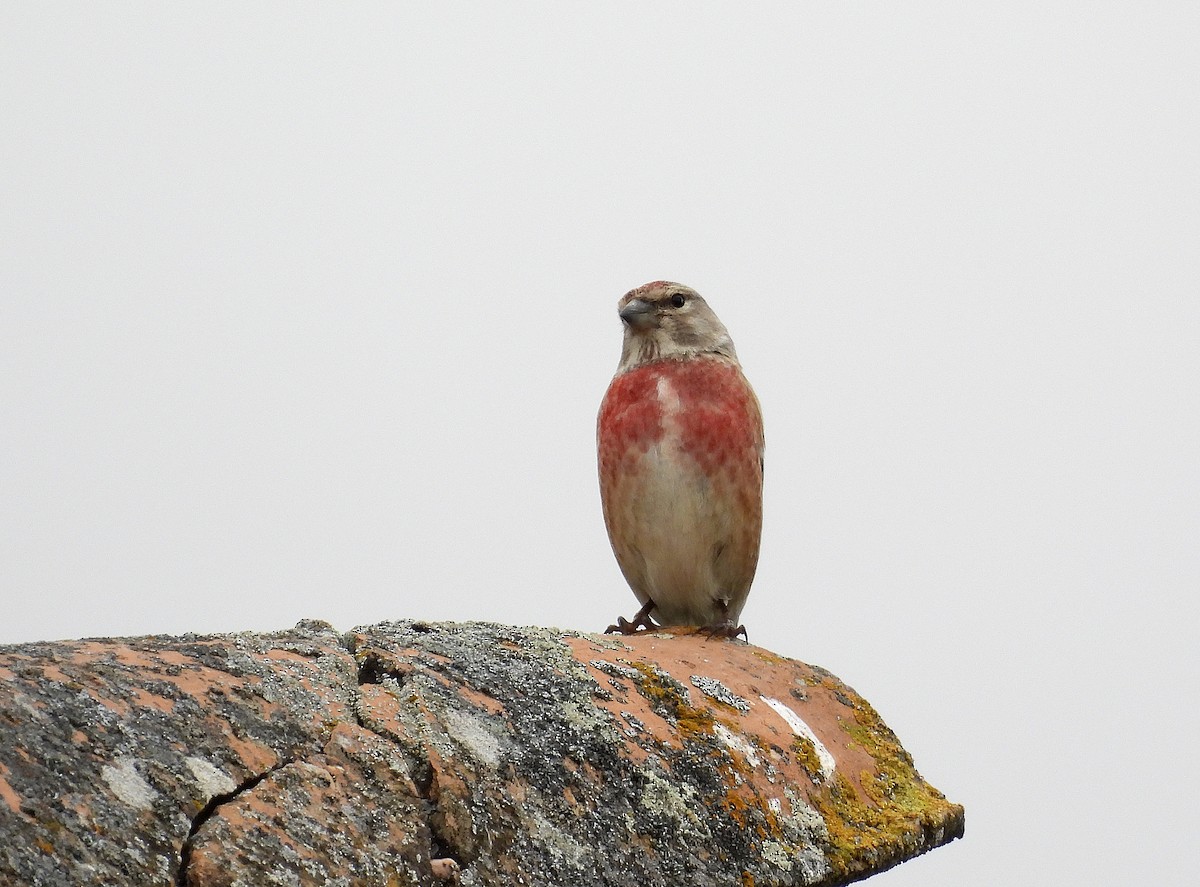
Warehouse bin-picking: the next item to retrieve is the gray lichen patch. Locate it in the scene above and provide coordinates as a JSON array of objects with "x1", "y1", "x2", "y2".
[
  {"x1": 690, "y1": 674, "x2": 751, "y2": 712},
  {"x1": 101, "y1": 758, "x2": 159, "y2": 810},
  {"x1": 184, "y1": 757, "x2": 238, "y2": 798}
]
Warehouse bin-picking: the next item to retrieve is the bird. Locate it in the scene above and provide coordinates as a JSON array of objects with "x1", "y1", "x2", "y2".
[{"x1": 597, "y1": 281, "x2": 764, "y2": 639}]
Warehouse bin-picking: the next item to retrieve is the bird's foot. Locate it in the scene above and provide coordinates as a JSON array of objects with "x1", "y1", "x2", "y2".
[
  {"x1": 696, "y1": 621, "x2": 749, "y2": 642},
  {"x1": 604, "y1": 600, "x2": 659, "y2": 635},
  {"x1": 604, "y1": 615, "x2": 658, "y2": 634}
]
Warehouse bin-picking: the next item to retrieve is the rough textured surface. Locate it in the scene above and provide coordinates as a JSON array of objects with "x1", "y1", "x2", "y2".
[{"x1": 0, "y1": 620, "x2": 963, "y2": 886}]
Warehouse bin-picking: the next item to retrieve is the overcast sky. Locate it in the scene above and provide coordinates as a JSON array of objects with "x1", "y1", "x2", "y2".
[{"x1": 2, "y1": 4, "x2": 1197, "y2": 885}]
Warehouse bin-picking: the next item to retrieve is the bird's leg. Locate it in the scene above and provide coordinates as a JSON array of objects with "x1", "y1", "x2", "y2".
[
  {"x1": 697, "y1": 600, "x2": 748, "y2": 642},
  {"x1": 605, "y1": 599, "x2": 660, "y2": 635}
]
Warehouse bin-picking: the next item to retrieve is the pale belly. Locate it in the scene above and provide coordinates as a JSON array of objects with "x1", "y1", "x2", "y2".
[{"x1": 610, "y1": 441, "x2": 754, "y2": 626}]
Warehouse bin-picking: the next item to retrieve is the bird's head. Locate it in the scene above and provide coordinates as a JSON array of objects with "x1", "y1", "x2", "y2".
[{"x1": 615, "y1": 281, "x2": 738, "y2": 373}]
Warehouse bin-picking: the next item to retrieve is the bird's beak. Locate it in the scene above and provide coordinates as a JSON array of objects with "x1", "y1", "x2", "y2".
[{"x1": 619, "y1": 298, "x2": 655, "y2": 327}]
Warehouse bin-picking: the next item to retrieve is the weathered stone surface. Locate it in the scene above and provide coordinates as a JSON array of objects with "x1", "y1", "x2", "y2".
[{"x1": 0, "y1": 620, "x2": 962, "y2": 886}]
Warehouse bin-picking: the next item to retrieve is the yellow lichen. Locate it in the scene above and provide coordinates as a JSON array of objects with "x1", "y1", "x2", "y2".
[
  {"x1": 804, "y1": 682, "x2": 963, "y2": 878},
  {"x1": 790, "y1": 735, "x2": 825, "y2": 784},
  {"x1": 750, "y1": 649, "x2": 789, "y2": 666},
  {"x1": 629, "y1": 661, "x2": 715, "y2": 741}
]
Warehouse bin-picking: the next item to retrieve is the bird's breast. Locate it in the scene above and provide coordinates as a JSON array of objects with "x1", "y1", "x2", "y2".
[{"x1": 598, "y1": 358, "x2": 764, "y2": 477}]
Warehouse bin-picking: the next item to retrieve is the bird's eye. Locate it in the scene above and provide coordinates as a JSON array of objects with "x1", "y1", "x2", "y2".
[{"x1": 669, "y1": 293, "x2": 686, "y2": 309}]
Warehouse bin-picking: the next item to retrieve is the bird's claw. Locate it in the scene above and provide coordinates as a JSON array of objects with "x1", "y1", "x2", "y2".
[
  {"x1": 604, "y1": 601, "x2": 660, "y2": 635},
  {"x1": 696, "y1": 621, "x2": 749, "y2": 642},
  {"x1": 604, "y1": 614, "x2": 661, "y2": 635}
]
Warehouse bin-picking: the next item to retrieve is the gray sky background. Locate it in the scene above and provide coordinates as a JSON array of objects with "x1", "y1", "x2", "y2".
[{"x1": 2, "y1": 4, "x2": 1196, "y2": 885}]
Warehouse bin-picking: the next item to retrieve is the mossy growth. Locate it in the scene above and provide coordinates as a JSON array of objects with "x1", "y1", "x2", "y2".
[{"x1": 807, "y1": 687, "x2": 963, "y2": 879}]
